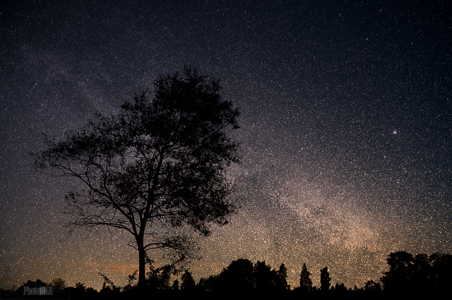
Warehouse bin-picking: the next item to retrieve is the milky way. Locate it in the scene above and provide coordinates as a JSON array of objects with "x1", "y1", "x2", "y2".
[{"x1": 1, "y1": 0, "x2": 451, "y2": 290}]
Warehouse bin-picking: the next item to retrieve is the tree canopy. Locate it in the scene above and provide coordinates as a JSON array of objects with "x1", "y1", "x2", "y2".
[
  {"x1": 299, "y1": 263, "x2": 312, "y2": 293},
  {"x1": 320, "y1": 267, "x2": 331, "y2": 292},
  {"x1": 32, "y1": 67, "x2": 241, "y2": 286}
]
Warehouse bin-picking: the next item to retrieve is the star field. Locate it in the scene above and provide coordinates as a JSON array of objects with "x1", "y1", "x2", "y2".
[{"x1": 1, "y1": 0, "x2": 451, "y2": 291}]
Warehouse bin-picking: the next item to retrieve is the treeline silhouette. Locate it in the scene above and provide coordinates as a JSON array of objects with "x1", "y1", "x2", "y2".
[{"x1": 2, "y1": 251, "x2": 451, "y2": 299}]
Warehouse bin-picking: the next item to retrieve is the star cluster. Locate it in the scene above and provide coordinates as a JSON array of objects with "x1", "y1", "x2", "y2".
[{"x1": 1, "y1": 0, "x2": 451, "y2": 290}]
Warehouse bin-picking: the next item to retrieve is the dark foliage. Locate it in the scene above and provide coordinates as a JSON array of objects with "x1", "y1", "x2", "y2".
[
  {"x1": 197, "y1": 259, "x2": 289, "y2": 294},
  {"x1": 364, "y1": 279, "x2": 382, "y2": 293},
  {"x1": 5, "y1": 250, "x2": 452, "y2": 300},
  {"x1": 181, "y1": 270, "x2": 196, "y2": 291},
  {"x1": 299, "y1": 263, "x2": 313, "y2": 293},
  {"x1": 32, "y1": 67, "x2": 241, "y2": 286},
  {"x1": 145, "y1": 259, "x2": 179, "y2": 290},
  {"x1": 381, "y1": 251, "x2": 452, "y2": 295},
  {"x1": 320, "y1": 267, "x2": 331, "y2": 292}
]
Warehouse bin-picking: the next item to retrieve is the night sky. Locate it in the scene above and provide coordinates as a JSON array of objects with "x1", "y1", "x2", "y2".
[{"x1": 1, "y1": 0, "x2": 451, "y2": 291}]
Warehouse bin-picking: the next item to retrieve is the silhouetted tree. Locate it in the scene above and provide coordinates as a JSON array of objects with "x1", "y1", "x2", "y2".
[
  {"x1": 32, "y1": 67, "x2": 240, "y2": 287},
  {"x1": 146, "y1": 259, "x2": 178, "y2": 289},
  {"x1": 381, "y1": 251, "x2": 452, "y2": 295},
  {"x1": 24, "y1": 279, "x2": 47, "y2": 286},
  {"x1": 333, "y1": 282, "x2": 347, "y2": 293},
  {"x1": 181, "y1": 270, "x2": 196, "y2": 291},
  {"x1": 98, "y1": 272, "x2": 119, "y2": 292},
  {"x1": 430, "y1": 252, "x2": 452, "y2": 291},
  {"x1": 381, "y1": 251, "x2": 414, "y2": 292},
  {"x1": 254, "y1": 261, "x2": 273, "y2": 290},
  {"x1": 299, "y1": 263, "x2": 312, "y2": 293},
  {"x1": 219, "y1": 259, "x2": 255, "y2": 292},
  {"x1": 364, "y1": 280, "x2": 381, "y2": 293},
  {"x1": 197, "y1": 274, "x2": 220, "y2": 292},
  {"x1": 50, "y1": 278, "x2": 66, "y2": 290},
  {"x1": 172, "y1": 279, "x2": 179, "y2": 290},
  {"x1": 14, "y1": 280, "x2": 47, "y2": 298},
  {"x1": 412, "y1": 253, "x2": 431, "y2": 292},
  {"x1": 123, "y1": 270, "x2": 138, "y2": 291},
  {"x1": 276, "y1": 263, "x2": 289, "y2": 290},
  {"x1": 72, "y1": 282, "x2": 87, "y2": 298},
  {"x1": 74, "y1": 282, "x2": 86, "y2": 293},
  {"x1": 320, "y1": 267, "x2": 331, "y2": 292}
]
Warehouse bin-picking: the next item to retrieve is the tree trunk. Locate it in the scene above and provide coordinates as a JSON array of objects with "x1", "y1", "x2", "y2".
[{"x1": 137, "y1": 234, "x2": 146, "y2": 288}]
